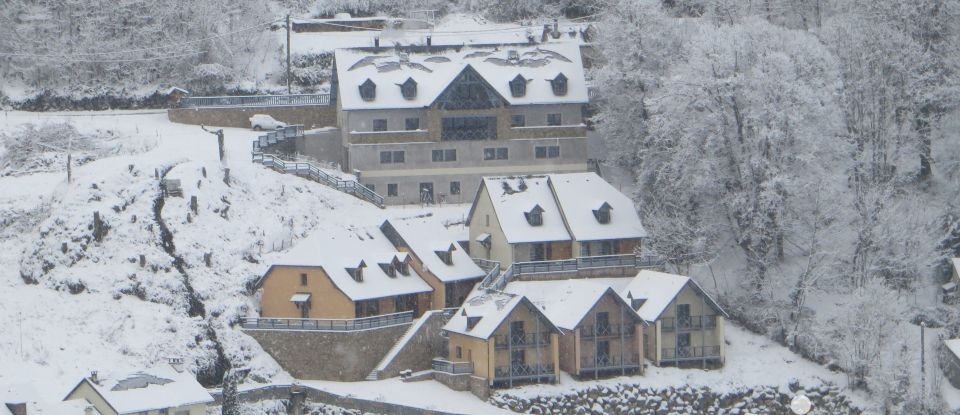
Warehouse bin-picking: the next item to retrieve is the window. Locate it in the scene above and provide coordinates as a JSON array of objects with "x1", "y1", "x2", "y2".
[
  {"x1": 509, "y1": 74, "x2": 527, "y2": 97},
  {"x1": 346, "y1": 266, "x2": 364, "y2": 282},
  {"x1": 395, "y1": 294, "x2": 417, "y2": 314},
  {"x1": 387, "y1": 183, "x2": 398, "y2": 197},
  {"x1": 372, "y1": 119, "x2": 388, "y2": 132},
  {"x1": 380, "y1": 262, "x2": 396, "y2": 277},
  {"x1": 485, "y1": 214, "x2": 490, "y2": 227},
  {"x1": 510, "y1": 114, "x2": 525, "y2": 127},
  {"x1": 435, "y1": 67, "x2": 502, "y2": 110},
  {"x1": 380, "y1": 150, "x2": 404, "y2": 164},
  {"x1": 535, "y1": 145, "x2": 560, "y2": 159},
  {"x1": 550, "y1": 73, "x2": 568, "y2": 96},
  {"x1": 367, "y1": 184, "x2": 375, "y2": 193},
  {"x1": 525, "y1": 205, "x2": 544, "y2": 226},
  {"x1": 596, "y1": 311, "x2": 610, "y2": 333},
  {"x1": 441, "y1": 116, "x2": 497, "y2": 140},
  {"x1": 435, "y1": 246, "x2": 454, "y2": 265},
  {"x1": 483, "y1": 147, "x2": 508, "y2": 161},
  {"x1": 530, "y1": 243, "x2": 547, "y2": 261},
  {"x1": 432, "y1": 149, "x2": 457, "y2": 162},
  {"x1": 467, "y1": 316, "x2": 482, "y2": 330},
  {"x1": 450, "y1": 181, "x2": 461, "y2": 195},
  {"x1": 400, "y1": 77, "x2": 417, "y2": 100},
  {"x1": 355, "y1": 300, "x2": 379, "y2": 317},
  {"x1": 456, "y1": 346, "x2": 463, "y2": 359},
  {"x1": 593, "y1": 202, "x2": 612, "y2": 223},
  {"x1": 405, "y1": 117, "x2": 420, "y2": 131},
  {"x1": 359, "y1": 79, "x2": 376, "y2": 101},
  {"x1": 511, "y1": 349, "x2": 525, "y2": 366},
  {"x1": 396, "y1": 260, "x2": 410, "y2": 275},
  {"x1": 676, "y1": 304, "x2": 691, "y2": 327},
  {"x1": 547, "y1": 113, "x2": 562, "y2": 126},
  {"x1": 300, "y1": 273, "x2": 307, "y2": 286}
]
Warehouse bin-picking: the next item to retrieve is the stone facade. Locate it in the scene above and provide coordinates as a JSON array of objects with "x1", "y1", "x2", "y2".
[
  {"x1": 215, "y1": 383, "x2": 464, "y2": 415},
  {"x1": 168, "y1": 105, "x2": 337, "y2": 129},
  {"x1": 244, "y1": 324, "x2": 410, "y2": 381},
  {"x1": 373, "y1": 311, "x2": 450, "y2": 379}
]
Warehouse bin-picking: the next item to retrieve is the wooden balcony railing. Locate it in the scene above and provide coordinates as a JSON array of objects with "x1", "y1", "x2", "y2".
[
  {"x1": 661, "y1": 346, "x2": 721, "y2": 361},
  {"x1": 494, "y1": 332, "x2": 552, "y2": 349},
  {"x1": 580, "y1": 354, "x2": 641, "y2": 370},
  {"x1": 494, "y1": 363, "x2": 554, "y2": 380},
  {"x1": 580, "y1": 324, "x2": 635, "y2": 339},
  {"x1": 431, "y1": 358, "x2": 473, "y2": 375},
  {"x1": 660, "y1": 316, "x2": 718, "y2": 332},
  {"x1": 241, "y1": 311, "x2": 413, "y2": 332}
]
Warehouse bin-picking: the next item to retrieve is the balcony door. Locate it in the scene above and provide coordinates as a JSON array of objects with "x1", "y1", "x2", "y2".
[
  {"x1": 597, "y1": 340, "x2": 610, "y2": 365},
  {"x1": 596, "y1": 312, "x2": 610, "y2": 335},
  {"x1": 676, "y1": 304, "x2": 691, "y2": 328},
  {"x1": 419, "y1": 182, "x2": 434, "y2": 204},
  {"x1": 530, "y1": 243, "x2": 550, "y2": 261},
  {"x1": 677, "y1": 333, "x2": 691, "y2": 358},
  {"x1": 510, "y1": 321, "x2": 525, "y2": 344}
]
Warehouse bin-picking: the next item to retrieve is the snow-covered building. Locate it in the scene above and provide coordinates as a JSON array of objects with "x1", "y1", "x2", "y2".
[
  {"x1": 62, "y1": 363, "x2": 213, "y2": 415},
  {"x1": 380, "y1": 219, "x2": 485, "y2": 308},
  {"x1": 255, "y1": 225, "x2": 434, "y2": 319},
  {"x1": 618, "y1": 270, "x2": 728, "y2": 367},
  {"x1": 504, "y1": 279, "x2": 647, "y2": 378},
  {"x1": 441, "y1": 291, "x2": 561, "y2": 388},
  {"x1": 332, "y1": 43, "x2": 590, "y2": 205},
  {"x1": 943, "y1": 338, "x2": 960, "y2": 389},
  {"x1": 466, "y1": 172, "x2": 647, "y2": 266}
]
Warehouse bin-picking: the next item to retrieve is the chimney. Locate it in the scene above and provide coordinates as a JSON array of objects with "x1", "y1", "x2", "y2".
[
  {"x1": 89, "y1": 371, "x2": 99, "y2": 385},
  {"x1": 6, "y1": 403, "x2": 27, "y2": 415},
  {"x1": 374, "y1": 37, "x2": 380, "y2": 47},
  {"x1": 426, "y1": 36, "x2": 432, "y2": 47}
]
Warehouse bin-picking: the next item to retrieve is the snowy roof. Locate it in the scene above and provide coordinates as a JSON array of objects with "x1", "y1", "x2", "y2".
[
  {"x1": 443, "y1": 292, "x2": 559, "y2": 339},
  {"x1": 334, "y1": 43, "x2": 587, "y2": 110},
  {"x1": 263, "y1": 226, "x2": 433, "y2": 301},
  {"x1": 290, "y1": 293, "x2": 311, "y2": 302},
  {"x1": 619, "y1": 270, "x2": 728, "y2": 322},
  {"x1": 947, "y1": 339, "x2": 960, "y2": 359},
  {"x1": 504, "y1": 279, "x2": 643, "y2": 331},
  {"x1": 477, "y1": 176, "x2": 571, "y2": 244},
  {"x1": 64, "y1": 365, "x2": 212, "y2": 414},
  {"x1": 549, "y1": 172, "x2": 647, "y2": 241},
  {"x1": 953, "y1": 258, "x2": 960, "y2": 276},
  {"x1": 381, "y1": 219, "x2": 485, "y2": 283}
]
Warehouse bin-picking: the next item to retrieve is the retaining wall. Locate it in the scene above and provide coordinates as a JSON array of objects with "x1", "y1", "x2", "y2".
[
  {"x1": 374, "y1": 311, "x2": 449, "y2": 379},
  {"x1": 168, "y1": 105, "x2": 337, "y2": 129},
  {"x1": 244, "y1": 324, "x2": 409, "y2": 381},
  {"x1": 214, "y1": 384, "x2": 465, "y2": 415}
]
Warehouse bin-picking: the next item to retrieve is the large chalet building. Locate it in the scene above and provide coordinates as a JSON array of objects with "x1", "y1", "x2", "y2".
[{"x1": 331, "y1": 43, "x2": 590, "y2": 205}]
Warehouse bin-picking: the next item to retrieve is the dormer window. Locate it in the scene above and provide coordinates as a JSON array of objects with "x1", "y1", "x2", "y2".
[
  {"x1": 359, "y1": 79, "x2": 376, "y2": 101},
  {"x1": 392, "y1": 255, "x2": 410, "y2": 276},
  {"x1": 435, "y1": 243, "x2": 455, "y2": 265},
  {"x1": 467, "y1": 316, "x2": 482, "y2": 330},
  {"x1": 509, "y1": 74, "x2": 527, "y2": 97},
  {"x1": 379, "y1": 262, "x2": 396, "y2": 277},
  {"x1": 346, "y1": 260, "x2": 366, "y2": 282},
  {"x1": 593, "y1": 202, "x2": 612, "y2": 224},
  {"x1": 400, "y1": 78, "x2": 417, "y2": 100},
  {"x1": 550, "y1": 73, "x2": 567, "y2": 96},
  {"x1": 524, "y1": 205, "x2": 544, "y2": 226},
  {"x1": 627, "y1": 292, "x2": 646, "y2": 310}
]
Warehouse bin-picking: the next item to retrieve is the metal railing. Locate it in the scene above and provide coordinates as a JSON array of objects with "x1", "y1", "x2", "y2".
[
  {"x1": 581, "y1": 324, "x2": 635, "y2": 339},
  {"x1": 472, "y1": 258, "x2": 500, "y2": 273},
  {"x1": 494, "y1": 363, "x2": 554, "y2": 380},
  {"x1": 494, "y1": 332, "x2": 552, "y2": 349},
  {"x1": 661, "y1": 346, "x2": 722, "y2": 360},
  {"x1": 580, "y1": 354, "x2": 641, "y2": 370},
  {"x1": 241, "y1": 311, "x2": 414, "y2": 331},
  {"x1": 431, "y1": 358, "x2": 473, "y2": 374},
  {"x1": 477, "y1": 253, "x2": 666, "y2": 290},
  {"x1": 661, "y1": 316, "x2": 718, "y2": 332},
  {"x1": 251, "y1": 126, "x2": 385, "y2": 207},
  {"x1": 179, "y1": 93, "x2": 331, "y2": 108}
]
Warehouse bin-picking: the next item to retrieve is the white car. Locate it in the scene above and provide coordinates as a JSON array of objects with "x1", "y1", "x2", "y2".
[{"x1": 249, "y1": 114, "x2": 287, "y2": 131}]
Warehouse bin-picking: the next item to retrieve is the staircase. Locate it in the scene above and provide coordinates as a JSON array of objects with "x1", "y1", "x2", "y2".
[
  {"x1": 365, "y1": 309, "x2": 453, "y2": 381},
  {"x1": 252, "y1": 125, "x2": 385, "y2": 208}
]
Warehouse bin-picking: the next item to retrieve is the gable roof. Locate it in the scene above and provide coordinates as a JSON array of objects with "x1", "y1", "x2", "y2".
[
  {"x1": 443, "y1": 292, "x2": 559, "y2": 339},
  {"x1": 470, "y1": 176, "x2": 571, "y2": 244},
  {"x1": 258, "y1": 226, "x2": 433, "y2": 301},
  {"x1": 380, "y1": 219, "x2": 485, "y2": 283},
  {"x1": 64, "y1": 365, "x2": 212, "y2": 414},
  {"x1": 334, "y1": 43, "x2": 588, "y2": 110},
  {"x1": 953, "y1": 258, "x2": 960, "y2": 277},
  {"x1": 548, "y1": 172, "x2": 647, "y2": 241},
  {"x1": 947, "y1": 338, "x2": 960, "y2": 359},
  {"x1": 504, "y1": 279, "x2": 644, "y2": 331},
  {"x1": 619, "y1": 270, "x2": 728, "y2": 322}
]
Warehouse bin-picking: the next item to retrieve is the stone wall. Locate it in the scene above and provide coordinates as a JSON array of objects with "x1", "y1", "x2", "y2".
[
  {"x1": 168, "y1": 105, "x2": 337, "y2": 129},
  {"x1": 214, "y1": 384, "x2": 462, "y2": 415},
  {"x1": 374, "y1": 310, "x2": 449, "y2": 379},
  {"x1": 244, "y1": 324, "x2": 410, "y2": 381},
  {"x1": 294, "y1": 129, "x2": 343, "y2": 165},
  {"x1": 431, "y1": 372, "x2": 490, "y2": 401}
]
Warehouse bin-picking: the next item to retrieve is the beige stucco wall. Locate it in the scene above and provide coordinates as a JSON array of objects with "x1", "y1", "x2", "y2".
[
  {"x1": 651, "y1": 284, "x2": 725, "y2": 365},
  {"x1": 260, "y1": 266, "x2": 357, "y2": 319},
  {"x1": 489, "y1": 302, "x2": 556, "y2": 375},
  {"x1": 448, "y1": 333, "x2": 491, "y2": 380},
  {"x1": 468, "y1": 185, "x2": 513, "y2": 266}
]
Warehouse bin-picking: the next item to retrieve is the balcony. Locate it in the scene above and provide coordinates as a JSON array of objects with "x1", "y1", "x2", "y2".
[
  {"x1": 240, "y1": 311, "x2": 414, "y2": 332},
  {"x1": 661, "y1": 346, "x2": 722, "y2": 362},
  {"x1": 580, "y1": 354, "x2": 642, "y2": 370},
  {"x1": 580, "y1": 324, "x2": 636, "y2": 339},
  {"x1": 494, "y1": 363, "x2": 555, "y2": 383},
  {"x1": 660, "y1": 316, "x2": 718, "y2": 332},
  {"x1": 432, "y1": 358, "x2": 473, "y2": 375},
  {"x1": 494, "y1": 332, "x2": 552, "y2": 349}
]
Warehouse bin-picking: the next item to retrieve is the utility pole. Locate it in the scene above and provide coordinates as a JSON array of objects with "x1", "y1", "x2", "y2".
[
  {"x1": 286, "y1": 14, "x2": 292, "y2": 95},
  {"x1": 920, "y1": 321, "x2": 926, "y2": 412}
]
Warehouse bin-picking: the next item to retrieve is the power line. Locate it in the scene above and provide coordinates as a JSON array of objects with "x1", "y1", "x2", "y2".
[{"x1": 0, "y1": 18, "x2": 282, "y2": 58}]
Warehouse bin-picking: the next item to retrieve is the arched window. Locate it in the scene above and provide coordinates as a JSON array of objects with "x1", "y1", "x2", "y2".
[
  {"x1": 359, "y1": 79, "x2": 376, "y2": 101},
  {"x1": 509, "y1": 74, "x2": 526, "y2": 97},
  {"x1": 550, "y1": 73, "x2": 567, "y2": 96}
]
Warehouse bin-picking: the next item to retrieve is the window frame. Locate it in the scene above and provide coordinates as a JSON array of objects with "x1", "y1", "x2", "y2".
[
  {"x1": 546, "y1": 113, "x2": 562, "y2": 126},
  {"x1": 387, "y1": 183, "x2": 399, "y2": 197},
  {"x1": 404, "y1": 117, "x2": 420, "y2": 131},
  {"x1": 510, "y1": 114, "x2": 525, "y2": 127},
  {"x1": 450, "y1": 181, "x2": 461, "y2": 195},
  {"x1": 372, "y1": 119, "x2": 388, "y2": 132},
  {"x1": 484, "y1": 147, "x2": 508, "y2": 161},
  {"x1": 432, "y1": 149, "x2": 457, "y2": 162}
]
